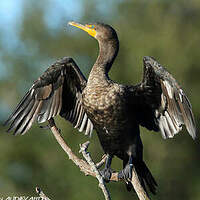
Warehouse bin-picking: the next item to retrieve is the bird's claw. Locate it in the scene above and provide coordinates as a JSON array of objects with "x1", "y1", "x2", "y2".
[
  {"x1": 100, "y1": 168, "x2": 113, "y2": 183},
  {"x1": 118, "y1": 163, "x2": 133, "y2": 181}
]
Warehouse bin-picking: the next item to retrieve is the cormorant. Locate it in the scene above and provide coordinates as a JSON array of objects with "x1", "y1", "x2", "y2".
[{"x1": 4, "y1": 22, "x2": 196, "y2": 194}]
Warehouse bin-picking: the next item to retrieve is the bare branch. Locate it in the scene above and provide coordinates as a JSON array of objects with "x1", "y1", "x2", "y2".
[
  {"x1": 80, "y1": 141, "x2": 111, "y2": 200},
  {"x1": 48, "y1": 118, "x2": 93, "y2": 176},
  {"x1": 96, "y1": 154, "x2": 108, "y2": 169},
  {"x1": 48, "y1": 118, "x2": 150, "y2": 200},
  {"x1": 130, "y1": 168, "x2": 151, "y2": 200},
  {"x1": 35, "y1": 187, "x2": 51, "y2": 200}
]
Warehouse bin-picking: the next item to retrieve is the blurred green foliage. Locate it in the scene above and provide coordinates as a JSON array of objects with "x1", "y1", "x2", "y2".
[{"x1": 0, "y1": 0, "x2": 199, "y2": 199}]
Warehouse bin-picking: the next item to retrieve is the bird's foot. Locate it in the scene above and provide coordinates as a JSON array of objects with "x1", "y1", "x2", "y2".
[
  {"x1": 100, "y1": 168, "x2": 113, "y2": 183},
  {"x1": 118, "y1": 163, "x2": 133, "y2": 181}
]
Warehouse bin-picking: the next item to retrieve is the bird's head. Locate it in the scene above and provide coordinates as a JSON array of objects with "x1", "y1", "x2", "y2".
[{"x1": 68, "y1": 21, "x2": 118, "y2": 42}]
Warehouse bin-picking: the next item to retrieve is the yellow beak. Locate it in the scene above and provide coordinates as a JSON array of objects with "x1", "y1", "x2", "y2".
[{"x1": 68, "y1": 21, "x2": 96, "y2": 38}]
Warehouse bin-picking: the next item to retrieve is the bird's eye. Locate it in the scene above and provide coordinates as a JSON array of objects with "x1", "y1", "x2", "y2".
[{"x1": 86, "y1": 24, "x2": 95, "y2": 29}]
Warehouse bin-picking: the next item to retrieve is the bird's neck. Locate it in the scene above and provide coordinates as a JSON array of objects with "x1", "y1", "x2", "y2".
[{"x1": 88, "y1": 38, "x2": 119, "y2": 85}]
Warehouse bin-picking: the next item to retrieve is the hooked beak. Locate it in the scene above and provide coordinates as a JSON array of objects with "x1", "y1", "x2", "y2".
[{"x1": 68, "y1": 21, "x2": 96, "y2": 38}]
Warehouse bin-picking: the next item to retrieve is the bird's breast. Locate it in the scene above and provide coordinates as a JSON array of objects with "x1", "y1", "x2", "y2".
[{"x1": 82, "y1": 84, "x2": 127, "y2": 128}]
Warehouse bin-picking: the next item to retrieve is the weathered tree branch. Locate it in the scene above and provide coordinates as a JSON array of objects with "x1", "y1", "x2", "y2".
[
  {"x1": 48, "y1": 118, "x2": 150, "y2": 200},
  {"x1": 36, "y1": 187, "x2": 51, "y2": 200},
  {"x1": 96, "y1": 154, "x2": 108, "y2": 169},
  {"x1": 130, "y1": 168, "x2": 150, "y2": 200},
  {"x1": 48, "y1": 118, "x2": 118, "y2": 180},
  {"x1": 80, "y1": 141, "x2": 111, "y2": 200}
]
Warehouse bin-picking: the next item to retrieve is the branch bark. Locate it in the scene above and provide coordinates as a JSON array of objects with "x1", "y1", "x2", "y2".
[
  {"x1": 48, "y1": 118, "x2": 150, "y2": 200},
  {"x1": 131, "y1": 167, "x2": 150, "y2": 200},
  {"x1": 80, "y1": 141, "x2": 111, "y2": 200},
  {"x1": 36, "y1": 187, "x2": 51, "y2": 200}
]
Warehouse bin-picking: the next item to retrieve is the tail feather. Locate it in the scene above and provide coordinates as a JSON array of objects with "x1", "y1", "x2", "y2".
[
  {"x1": 134, "y1": 161, "x2": 157, "y2": 195},
  {"x1": 124, "y1": 160, "x2": 157, "y2": 195}
]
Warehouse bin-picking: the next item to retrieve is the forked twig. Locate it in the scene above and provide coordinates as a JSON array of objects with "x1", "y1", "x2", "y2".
[
  {"x1": 80, "y1": 141, "x2": 111, "y2": 200},
  {"x1": 36, "y1": 187, "x2": 51, "y2": 200},
  {"x1": 48, "y1": 118, "x2": 150, "y2": 200}
]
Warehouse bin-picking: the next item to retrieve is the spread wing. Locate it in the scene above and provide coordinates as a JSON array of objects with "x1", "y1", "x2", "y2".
[
  {"x1": 4, "y1": 57, "x2": 93, "y2": 136},
  {"x1": 129, "y1": 56, "x2": 196, "y2": 139}
]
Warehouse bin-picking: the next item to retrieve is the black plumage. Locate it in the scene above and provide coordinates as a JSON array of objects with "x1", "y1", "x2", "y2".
[
  {"x1": 4, "y1": 22, "x2": 196, "y2": 195},
  {"x1": 5, "y1": 57, "x2": 93, "y2": 136}
]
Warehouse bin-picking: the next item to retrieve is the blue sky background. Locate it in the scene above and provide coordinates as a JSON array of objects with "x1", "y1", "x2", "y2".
[
  {"x1": 0, "y1": 0, "x2": 84, "y2": 117},
  {"x1": 0, "y1": 0, "x2": 121, "y2": 79},
  {"x1": 0, "y1": 0, "x2": 82, "y2": 55},
  {"x1": 0, "y1": 0, "x2": 121, "y2": 119}
]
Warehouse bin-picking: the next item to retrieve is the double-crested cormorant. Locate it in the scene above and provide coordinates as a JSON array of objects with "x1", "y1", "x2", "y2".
[{"x1": 5, "y1": 22, "x2": 196, "y2": 194}]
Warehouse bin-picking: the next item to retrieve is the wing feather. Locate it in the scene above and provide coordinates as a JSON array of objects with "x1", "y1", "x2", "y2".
[
  {"x1": 131, "y1": 56, "x2": 196, "y2": 139},
  {"x1": 74, "y1": 105, "x2": 84, "y2": 128},
  {"x1": 5, "y1": 91, "x2": 32, "y2": 125},
  {"x1": 5, "y1": 57, "x2": 94, "y2": 136},
  {"x1": 79, "y1": 113, "x2": 88, "y2": 132},
  {"x1": 7, "y1": 98, "x2": 35, "y2": 133},
  {"x1": 21, "y1": 101, "x2": 43, "y2": 135}
]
